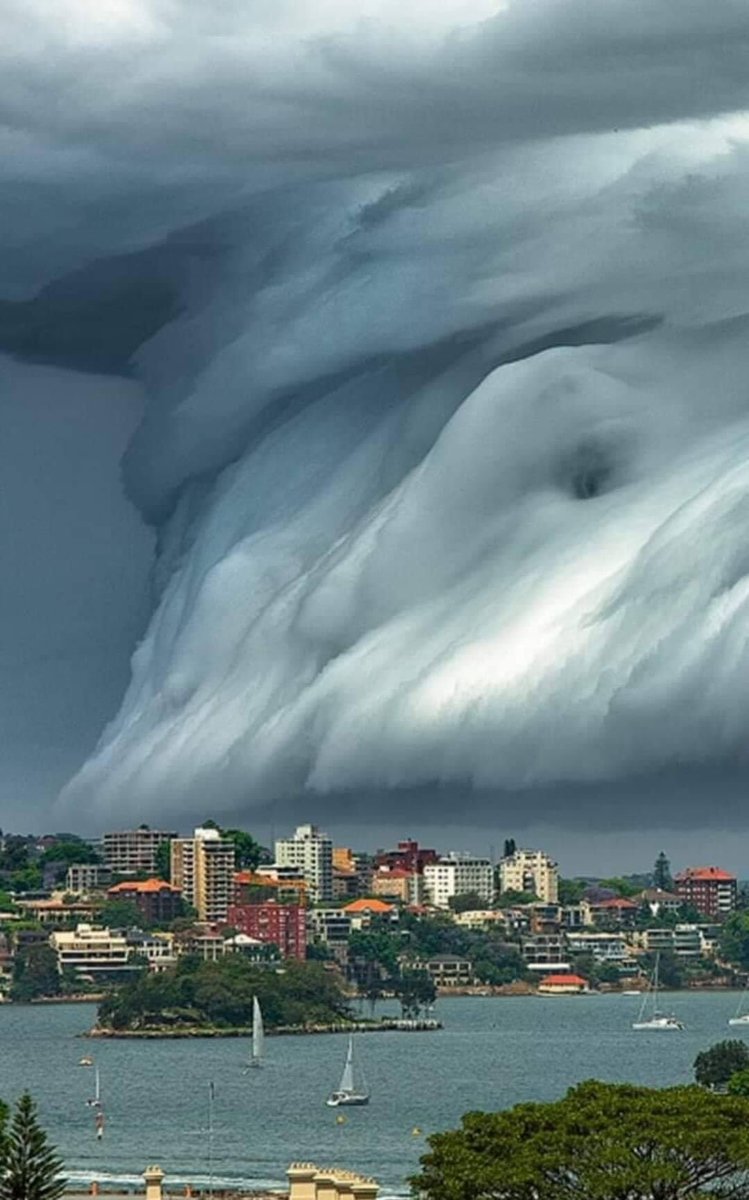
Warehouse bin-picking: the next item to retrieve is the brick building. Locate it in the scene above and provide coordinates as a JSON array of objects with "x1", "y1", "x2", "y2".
[
  {"x1": 107, "y1": 878, "x2": 183, "y2": 924},
  {"x1": 675, "y1": 866, "x2": 737, "y2": 919},
  {"x1": 226, "y1": 901, "x2": 307, "y2": 960}
]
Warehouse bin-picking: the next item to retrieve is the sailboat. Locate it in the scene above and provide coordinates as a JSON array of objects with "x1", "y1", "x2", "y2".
[
  {"x1": 244, "y1": 996, "x2": 264, "y2": 1070},
  {"x1": 728, "y1": 982, "x2": 749, "y2": 1026},
  {"x1": 632, "y1": 953, "x2": 684, "y2": 1030},
  {"x1": 326, "y1": 1035, "x2": 369, "y2": 1107},
  {"x1": 85, "y1": 1065, "x2": 102, "y2": 1108}
]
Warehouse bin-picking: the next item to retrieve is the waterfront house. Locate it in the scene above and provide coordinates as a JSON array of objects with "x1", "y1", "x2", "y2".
[{"x1": 538, "y1": 973, "x2": 589, "y2": 994}]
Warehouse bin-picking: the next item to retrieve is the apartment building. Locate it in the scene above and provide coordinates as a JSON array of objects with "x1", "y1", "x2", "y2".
[
  {"x1": 499, "y1": 849, "x2": 559, "y2": 903},
  {"x1": 423, "y1": 854, "x2": 494, "y2": 908},
  {"x1": 65, "y1": 863, "x2": 113, "y2": 894},
  {"x1": 171, "y1": 827, "x2": 236, "y2": 922},
  {"x1": 50, "y1": 924, "x2": 130, "y2": 977},
  {"x1": 675, "y1": 866, "x2": 737, "y2": 919},
  {"x1": 226, "y1": 901, "x2": 307, "y2": 960},
  {"x1": 102, "y1": 828, "x2": 176, "y2": 876},
  {"x1": 374, "y1": 839, "x2": 439, "y2": 875},
  {"x1": 275, "y1": 824, "x2": 333, "y2": 904},
  {"x1": 107, "y1": 878, "x2": 183, "y2": 924}
]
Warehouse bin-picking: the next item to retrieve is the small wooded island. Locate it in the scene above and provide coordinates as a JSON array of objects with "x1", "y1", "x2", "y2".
[{"x1": 90, "y1": 955, "x2": 440, "y2": 1036}]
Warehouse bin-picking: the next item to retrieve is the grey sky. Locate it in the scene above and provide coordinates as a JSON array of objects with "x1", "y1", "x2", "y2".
[{"x1": 1, "y1": 1, "x2": 749, "y2": 864}]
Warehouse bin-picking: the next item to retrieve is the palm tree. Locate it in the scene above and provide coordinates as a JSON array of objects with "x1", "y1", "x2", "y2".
[{"x1": 0, "y1": 1093, "x2": 65, "y2": 1200}]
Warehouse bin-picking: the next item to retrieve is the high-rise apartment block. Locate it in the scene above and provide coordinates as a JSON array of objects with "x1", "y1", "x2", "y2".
[
  {"x1": 171, "y1": 827, "x2": 236, "y2": 922},
  {"x1": 675, "y1": 866, "x2": 737, "y2": 919},
  {"x1": 423, "y1": 853, "x2": 494, "y2": 908},
  {"x1": 102, "y1": 828, "x2": 177, "y2": 876},
  {"x1": 499, "y1": 849, "x2": 559, "y2": 903},
  {"x1": 275, "y1": 824, "x2": 333, "y2": 903}
]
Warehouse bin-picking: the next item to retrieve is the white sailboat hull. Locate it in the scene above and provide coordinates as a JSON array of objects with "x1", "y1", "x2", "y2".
[
  {"x1": 632, "y1": 1018, "x2": 684, "y2": 1030},
  {"x1": 728, "y1": 1015, "x2": 749, "y2": 1026},
  {"x1": 326, "y1": 1092, "x2": 369, "y2": 1107},
  {"x1": 327, "y1": 1034, "x2": 369, "y2": 1107}
]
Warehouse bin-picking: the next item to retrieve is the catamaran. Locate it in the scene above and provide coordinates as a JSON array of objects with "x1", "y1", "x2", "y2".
[
  {"x1": 728, "y1": 982, "x2": 749, "y2": 1026},
  {"x1": 632, "y1": 953, "x2": 684, "y2": 1030},
  {"x1": 326, "y1": 1035, "x2": 369, "y2": 1107},
  {"x1": 244, "y1": 995, "x2": 265, "y2": 1070}
]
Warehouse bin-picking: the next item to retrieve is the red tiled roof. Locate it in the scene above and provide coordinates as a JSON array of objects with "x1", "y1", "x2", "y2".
[
  {"x1": 343, "y1": 898, "x2": 394, "y2": 914},
  {"x1": 540, "y1": 974, "x2": 588, "y2": 986},
  {"x1": 595, "y1": 897, "x2": 637, "y2": 909},
  {"x1": 676, "y1": 866, "x2": 736, "y2": 882},
  {"x1": 108, "y1": 879, "x2": 180, "y2": 894}
]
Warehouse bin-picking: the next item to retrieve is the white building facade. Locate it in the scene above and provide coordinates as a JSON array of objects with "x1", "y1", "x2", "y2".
[
  {"x1": 50, "y1": 924, "x2": 130, "y2": 975},
  {"x1": 499, "y1": 849, "x2": 559, "y2": 903},
  {"x1": 275, "y1": 824, "x2": 333, "y2": 903},
  {"x1": 423, "y1": 855, "x2": 494, "y2": 908}
]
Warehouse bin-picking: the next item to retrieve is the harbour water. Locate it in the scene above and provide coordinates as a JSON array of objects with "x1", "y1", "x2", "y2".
[{"x1": 2, "y1": 992, "x2": 747, "y2": 1195}]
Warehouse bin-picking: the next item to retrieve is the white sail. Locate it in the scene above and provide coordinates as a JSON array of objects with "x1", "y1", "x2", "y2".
[
  {"x1": 252, "y1": 996, "x2": 265, "y2": 1064},
  {"x1": 339, "y1": 1037, "x2": 355, "y2": 1093},
  {"x1": 729, "y1": 981, "x2": 749, "y2": 1025},
  {"x1": 632, "y1": 953, "x2": 683, "y2": 1030}
]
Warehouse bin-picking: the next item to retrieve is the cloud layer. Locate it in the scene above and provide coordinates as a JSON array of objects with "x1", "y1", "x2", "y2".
[{"x1": 2, "y1": 0, "x2": 749, "y2": 826}]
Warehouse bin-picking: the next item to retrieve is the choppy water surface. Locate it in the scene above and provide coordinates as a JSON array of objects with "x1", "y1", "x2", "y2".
[{"x1": 1, "y1": 993, "x2": 745, "y2": 1194}]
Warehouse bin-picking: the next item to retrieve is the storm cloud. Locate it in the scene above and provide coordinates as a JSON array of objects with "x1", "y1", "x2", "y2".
[{"x1": 2, "y1": 0, "x2": 749, "y2": 835}]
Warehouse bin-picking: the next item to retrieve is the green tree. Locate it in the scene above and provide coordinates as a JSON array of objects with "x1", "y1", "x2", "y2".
[
  {"x1": 40, "y1": 840, "x2": 99, "y2": 868},
  {"x1": 694, "y1": 1041, "x2": 749, "y2": 1090},
  {"x1": 0, "y1": 1092, "x2": 65, "y2": 1200},
  {"x1": 396, "y1": 968, "x2": 436, "y2": 1018},
  {"x1": 11, "y1": 944, "x2": 60, "y2": 1002},
  {"x1": 154, "y1": 841, "x2": 172, "y2": 882},
  {"x1": 557, "y1": 878, "x2": 585, "y2": 905},
  {"x1": 719, "y1": 912, "x2": 749, "y2": 970},
  {"x1": 412, "y1": 1080, "x2": 749, "y2": 1200},
  {"x1": 598, "y1": 876, "x2": 640, "y2": 898},
  {"x1": 98, "y1": 899, "x2": 143, "y2": 930},
  {"x1": 654, "y1": 851, "x2": 674, "y2": 892},
  {"x1": 642, "y1": 949, "x2": 684, "y2": 989},
  {"x1": 222, "y1": 829, "x2": 270, "y2": 871},
  {"x1": 447, "y1": 891, "x2": 490, "y2": 914},
  {"x1": 496, "y1": 889, "x2": 538, "y2": 907},
  {"x1": 728, "y1": 1069, "x2": 749, "y2": 1096}
]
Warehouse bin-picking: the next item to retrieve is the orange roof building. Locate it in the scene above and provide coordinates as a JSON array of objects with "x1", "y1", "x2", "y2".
[
  {"x1": 107, "y1": 878, "x2": 183, "y2": 923},
  {"x1": 675, "y1": 866, "x2": 737, "y2": 919},
  {"x1": 343, "y1": 898, "x2": 394, "y2": 915},
  {"x1": 538, "y1": 973, "x2": 589, "y2": 994}
]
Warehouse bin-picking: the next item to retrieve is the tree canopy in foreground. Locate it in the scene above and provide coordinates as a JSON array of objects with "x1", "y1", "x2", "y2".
[
  {"x1": 0, "y1": 1093, "x2": 65, "y2": 1200},
  {"x1": 411, "y1": 1080, "x2": 749, "y2": 1200}
]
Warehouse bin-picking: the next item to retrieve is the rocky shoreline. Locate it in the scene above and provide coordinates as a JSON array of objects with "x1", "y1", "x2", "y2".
[{"x1": 86, "y1": 1017, "x2": 442, "y2": 1038}]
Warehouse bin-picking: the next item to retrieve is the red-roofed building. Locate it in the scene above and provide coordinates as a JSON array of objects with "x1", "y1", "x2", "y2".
[
  {"x1": 538, "y1": 973, "x2": 589, "y2": 994},
  {"x1": 226, "y1": 901, "x2": 306, "y2": 960},
  {"x1": 675, "y1": 867, "x2": 737, "y2": 919},
  {"x1": 107, "y1": 879, "x2": 183, "y2": 924}
]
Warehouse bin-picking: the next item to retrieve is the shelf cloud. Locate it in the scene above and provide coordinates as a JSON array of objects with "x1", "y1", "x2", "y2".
[{"x1": 2, "y1": 0, "x2": 749, "y2": 831}]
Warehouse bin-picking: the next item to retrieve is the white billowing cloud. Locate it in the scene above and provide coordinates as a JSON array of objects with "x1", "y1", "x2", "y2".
[{"x1": 0, "y1": 0, "x2": 745, "y2": 824}]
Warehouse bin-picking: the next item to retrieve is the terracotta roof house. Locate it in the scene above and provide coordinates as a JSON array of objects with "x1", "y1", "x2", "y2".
[{"x1": 538, "y1": 973, "x2": 589, "y2": 994}]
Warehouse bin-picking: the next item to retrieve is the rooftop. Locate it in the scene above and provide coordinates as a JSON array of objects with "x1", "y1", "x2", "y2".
[
  {"x1": 676, "y1": 866, "x2": 736, "y2": 882},
  {"x1": 540, "y1": 974, "x2": 588, "y2": 986},
  {"x1": 343, "y1": 898, "x2": 394, "y2": 914},
  {"x1": 108, "y1": 879, "x2": 181, "y2": 894}
]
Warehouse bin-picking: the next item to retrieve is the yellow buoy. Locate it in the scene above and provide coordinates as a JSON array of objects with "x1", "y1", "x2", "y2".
[
  {"x1": 336, "y1": 1115, "x2": 347, "y2": 1125},
  {"x1": 412, "y1": 1127, "x2": 422, "y2": 1137}
]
